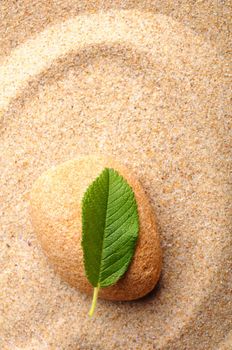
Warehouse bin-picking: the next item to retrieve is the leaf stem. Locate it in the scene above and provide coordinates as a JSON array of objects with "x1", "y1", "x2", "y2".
[{"x1": 89, "y1": 284, "x2": 100, "y2": 317}]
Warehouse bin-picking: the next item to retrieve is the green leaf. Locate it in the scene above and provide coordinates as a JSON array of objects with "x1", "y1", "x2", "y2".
[{"x1": 81, "y1": 167, "x2": 139, "y2": 316}]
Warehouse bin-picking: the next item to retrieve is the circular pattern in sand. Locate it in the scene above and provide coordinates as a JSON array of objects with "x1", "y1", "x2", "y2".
[{"x1": 0, "y1": 9, "x2": 231, "y2": 350}]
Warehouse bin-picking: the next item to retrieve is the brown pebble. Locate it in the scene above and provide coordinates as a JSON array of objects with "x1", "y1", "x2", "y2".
[{"x1": 29, "y1": 156, "x2": 162, "y2": 301}]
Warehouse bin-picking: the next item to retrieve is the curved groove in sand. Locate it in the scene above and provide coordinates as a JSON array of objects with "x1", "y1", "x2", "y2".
[{"x1": 0, "y1": 9, "x2": 209, "y2": 112}]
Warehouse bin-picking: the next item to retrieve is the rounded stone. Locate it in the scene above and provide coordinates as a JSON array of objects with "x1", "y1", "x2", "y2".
[{"x1": 29, "y1": 155, "x2": 162, "y2": 300}]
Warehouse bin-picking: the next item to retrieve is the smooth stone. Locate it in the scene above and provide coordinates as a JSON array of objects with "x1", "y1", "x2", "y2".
[{"x1": 29, "y1": 155, "x2": 162, "y2": 301}]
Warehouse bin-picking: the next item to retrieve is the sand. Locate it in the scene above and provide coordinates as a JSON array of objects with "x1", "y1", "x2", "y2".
[{"x1": 0, "y1": 2, "x2": 231, "y2": 350}]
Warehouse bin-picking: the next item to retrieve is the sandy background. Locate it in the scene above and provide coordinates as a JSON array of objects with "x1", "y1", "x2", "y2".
[{"x1": 0, "y1": 1, "x2": 231, "y2": 350}]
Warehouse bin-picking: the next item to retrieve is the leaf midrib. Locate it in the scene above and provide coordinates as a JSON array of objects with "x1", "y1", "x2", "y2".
[{"x1": 97, "y1": 168, "x2": 110, "y2": 286}]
